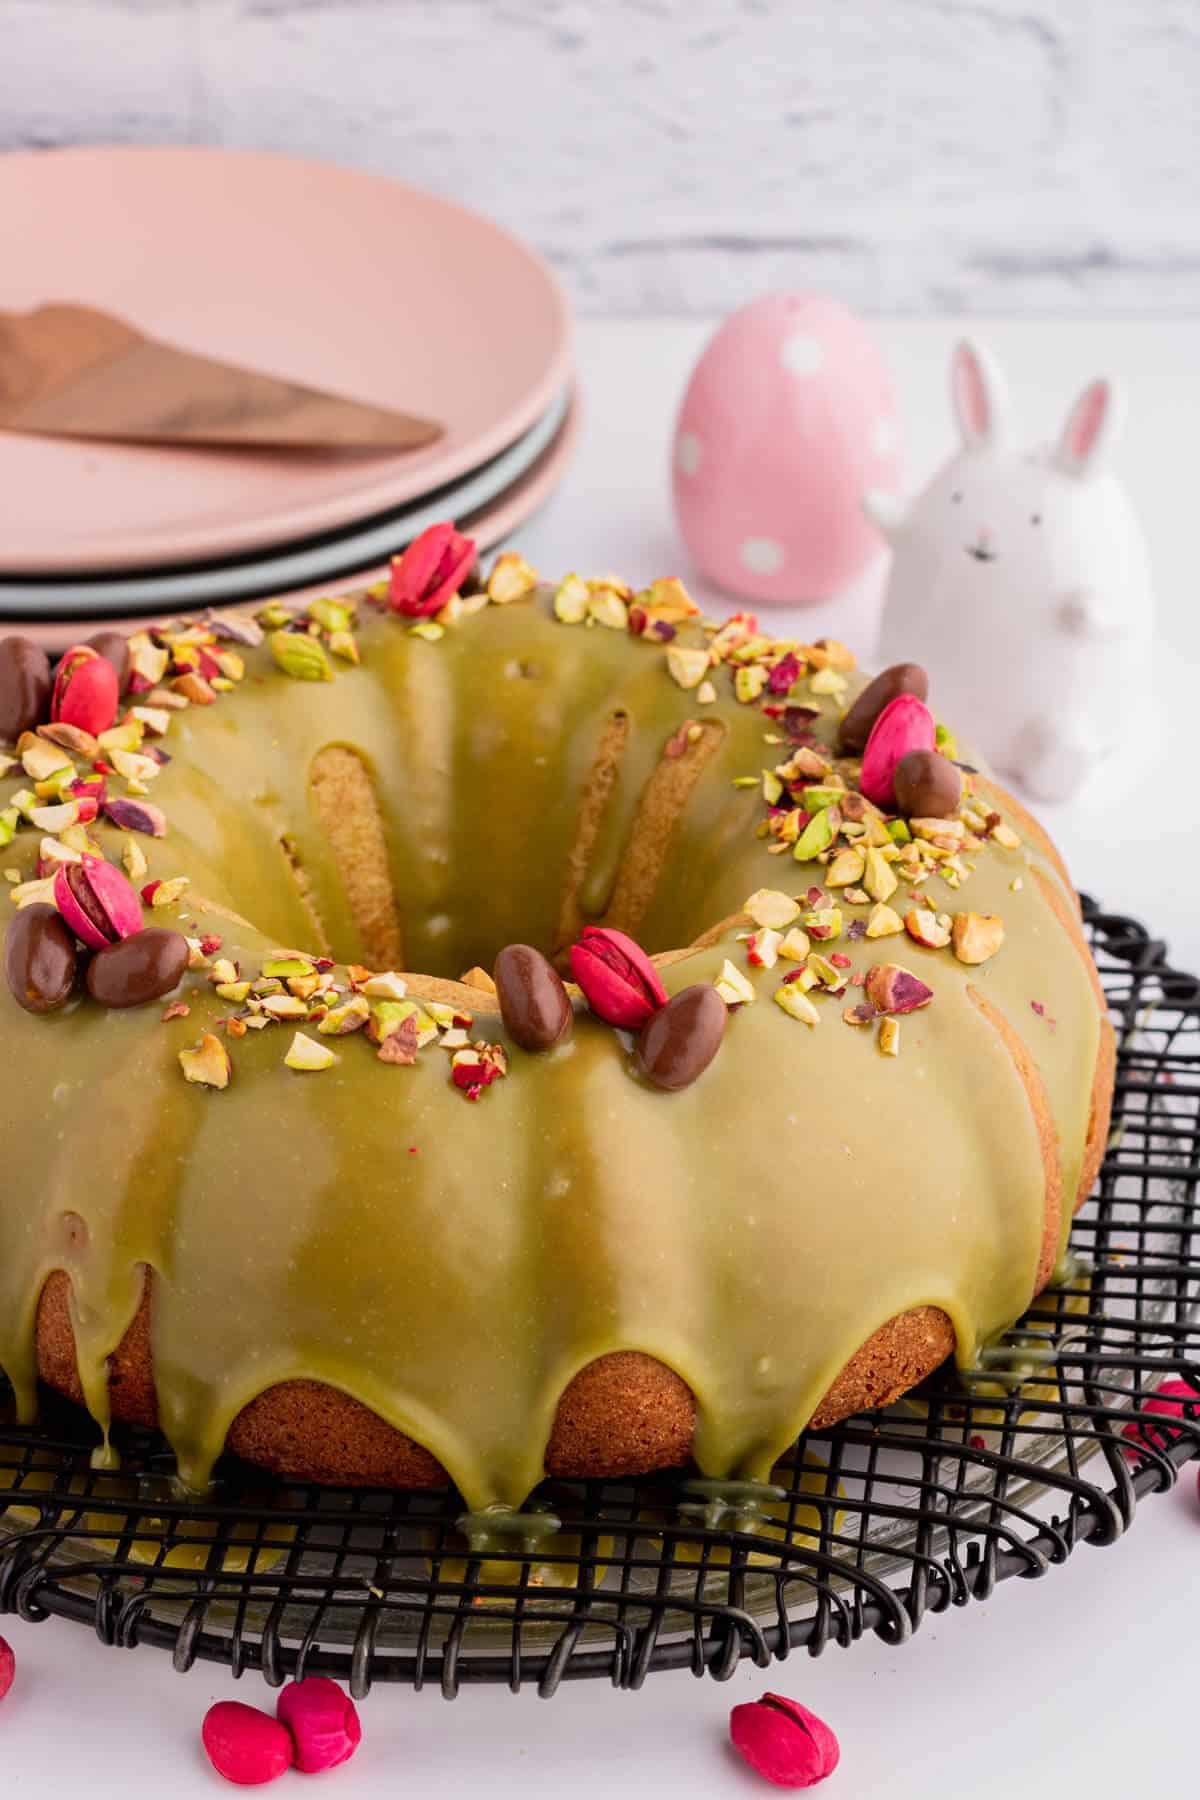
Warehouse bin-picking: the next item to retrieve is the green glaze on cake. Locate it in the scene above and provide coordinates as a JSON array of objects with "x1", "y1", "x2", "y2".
[{"x1": 0, "y1": 585, "x2": 1103, "y2": 1505}]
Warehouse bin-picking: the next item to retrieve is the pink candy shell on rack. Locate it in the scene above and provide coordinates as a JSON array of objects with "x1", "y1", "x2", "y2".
[{"x1": 672, "y1": 293, "x2": 902, "y2": 606}]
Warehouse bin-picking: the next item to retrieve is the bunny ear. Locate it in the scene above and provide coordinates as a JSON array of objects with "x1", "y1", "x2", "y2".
[
  {"x1": 1053, "y1": 379, "x2": 1123, "y2": 478},
  {"x1": 950, "y1": 340, "x2": 1009, "y2": 451}
]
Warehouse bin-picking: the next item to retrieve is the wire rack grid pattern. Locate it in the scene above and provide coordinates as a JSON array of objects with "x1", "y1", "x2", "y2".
[{"x1": 0, "y1": 900, "x2": 1196, "y2": 1697}]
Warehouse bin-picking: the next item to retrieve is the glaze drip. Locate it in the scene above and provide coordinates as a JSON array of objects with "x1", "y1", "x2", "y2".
[{"x1": 0, "y1": 590, "x2": 1104, "y2": 1506}]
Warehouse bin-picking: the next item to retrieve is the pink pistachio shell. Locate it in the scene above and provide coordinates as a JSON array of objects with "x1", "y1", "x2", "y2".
[
  {"x1": 730, "y1": 1693, "x2": 840, "y2": 1789},
  {"x1": 0, "y1": 1635, "x2": 14, "y2": 1702},
  {"x1": 202, "y1": 1700, "x2": 294, "y2": 1787},
  {"x1": 568, "y1": 925, "x2": 669, "y2": 1029},
  {"x1": 389, "y1": 520, "x2": 476, "y2": 617},
  {"x1": 50, "y1": 645, "x2": 119, "y2": 737},
  {"x1": 1121, "y1": 1378, "x2": 1200, "y2": 1457},
  {"x1": 53, "y1": 853, "x2": 144, "y2": 951},
  {"x1": 859, "y1": 694, "x2": 936, "y2": 808},
  {"x1": 276, "y1": 1676, "x2": 362, "y2": 1773}
]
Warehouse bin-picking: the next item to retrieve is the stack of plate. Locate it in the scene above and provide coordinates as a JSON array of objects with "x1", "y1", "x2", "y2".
[{"x1": 0, "y1": 147, "x2": 576, "y2": 649}]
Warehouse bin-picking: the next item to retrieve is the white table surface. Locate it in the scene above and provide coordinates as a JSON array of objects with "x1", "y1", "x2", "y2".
[{"x1": 4, "y1": 316, "x2": 1199, "y2": 1797}]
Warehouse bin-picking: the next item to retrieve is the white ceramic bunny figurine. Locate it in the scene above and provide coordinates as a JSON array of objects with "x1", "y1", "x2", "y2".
[{"x1": 865, "y1": 340, "x2": 1153, "y2": 802}]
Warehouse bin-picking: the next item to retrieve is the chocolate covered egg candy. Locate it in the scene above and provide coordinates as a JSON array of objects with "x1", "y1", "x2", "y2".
[{"x1": 672, "y1": 294, "x2": 902, "y2": 605}]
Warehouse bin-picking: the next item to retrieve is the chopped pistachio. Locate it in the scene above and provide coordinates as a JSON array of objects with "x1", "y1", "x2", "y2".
[
  {"x1": 743, "y1": 887, "x2": 801, "y2": 930},
  {"x1": 951, "y1": 912, "x2": 1006, "y2": 965},
  {"x1": 714, "y1": 959, "x2": 756, "y2": 1006},
  {"x1": 269, "y1": 629, "x2": 334, "y2": 682},
  {"x1": 773, "y1": 983, "x2": 820, "y2": 1025},
  {"x1": 260, "y1": 994, "x2": 309, "y2": 1020},
  {"x1": 793, "y1": 808, "x2": 836, "y2": 862},
  {"x1": 9, "y1": 876, "x2": 57, "y2": 909},
  {"x1": 586, "y1": 586, "x2": 628, "y2": 630},
  {"x1": 328, "y1": 630, "x2": 360, "y2": 664},
  {"x1": 285, "y1": 1031, "x2": 337, "y2": 1072},
  {"x1": 777, "y1": 927, "x2": 811, "y2": 962},
  {"x1": 18, "y1": 735, "x2": 72, "y2": 782},
  {"x1": 318, "y1": 994, "x2": 371, "y2": 1035},
  {"x1": 911, "y1": 816, "x2": 965, "y2": 844},
  {"x1": 262, "y1": 957, "x2": 314, "y2": 979},
  {"x1": 734, "y1": 665, "x2": 769, "y2": 705},
  {"x1": 179, "y1": 1033, "x2": 231, "y2": 1089},
  {"x1": 39, "y1": 835, "x2": 79, "y2": 868},
  {"x1": 878, "y1": 1017, "x2": 901, "y2": 1057},
  {"x1": 801, "y1": 907, "x2": 843, "y2": 941},
  {"x1": 666, "y1": 646, "x2": 710, "y2": 690},
  {"x1": 746, "y1": 928, "x2": 782, "y2": 969},
  {"x1": 148, "y1": 876, "x2": 189, "y2": 908},
  {"x1": 992, "y1": 822, "x2": 1021, "y2": 851},
  {"x1": 696, "y1": 679, "x2": 717, "y2": 705},
  {"x1": 130, "y1": 706, "x2": 170, "y2": 737},
  {"x1": 865, "y1": 902, "x2": 904, "y2": 939},
  {"x1": 487, "y1": 552, "x2": 539, "y2": 604},
  {"x1": 552, "y1": 573, "x2": 590, "y2": 624},
  {"x1": 410, "y1": 620, "x2": 444, "y2": 643},
  {"x1": 307, "y1": 596, "x2": 353, "y2": 634},
  {"x1": 361, "y1": 971, "x2": 408, "y2": 999},
  {"x1": 863, "y1": 846, "x2": 898, "y2": 904},
  {"x1": 904, "y1": 908, "x2": 952, "y2": 949},
  {"x1": 808, "y1": 666, "x2": 847, "y2": 698},
  {"x1": 806, "y1": 953, "x2": 844, "y2": 989},
  {"x1": 825, "y1": 847, "x2": 865, "y2": 887},
  {"x1": 27, "y1": 801, "x2": 79, "y2": 834}
]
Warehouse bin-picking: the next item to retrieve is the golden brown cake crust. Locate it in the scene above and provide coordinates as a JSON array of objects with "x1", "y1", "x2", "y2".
[{"x1": 37, "y1": 1270, "x2": 963, "y2": 1488}]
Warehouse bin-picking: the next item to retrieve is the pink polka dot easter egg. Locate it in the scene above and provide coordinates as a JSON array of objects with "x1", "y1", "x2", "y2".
[{"x1": 672, "y1": 294, "x2": 903, "y2": 605}]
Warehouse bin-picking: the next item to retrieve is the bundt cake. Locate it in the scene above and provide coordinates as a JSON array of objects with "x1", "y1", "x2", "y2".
[{"x1": 0, "y1": 532, "x2": 1113, "y2": 1508}]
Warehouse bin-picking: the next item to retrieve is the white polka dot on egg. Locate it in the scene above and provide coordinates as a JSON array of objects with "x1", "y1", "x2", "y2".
[
  {"x1": 676, "y1": 432, "x2": 702, "y2": 477},
  {"x1": 872, "y1": 417, "x2": 897, "y2": 456},
  {"x1": 780, "y1": 333, "x2": 825, "y2": 377},
  {"x1": 739, "y1": 537, "x2": 785, "y2": 576}
]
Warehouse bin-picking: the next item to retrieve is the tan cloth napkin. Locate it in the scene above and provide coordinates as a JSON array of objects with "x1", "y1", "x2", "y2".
[{"x1": 0, "y1": 303, "x2": 443, "y2": 451}]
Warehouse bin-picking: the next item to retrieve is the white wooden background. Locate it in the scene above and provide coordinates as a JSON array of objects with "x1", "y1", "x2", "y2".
[{"x1": 4, "y1": 0, "x2": 1199, "y2": 316}]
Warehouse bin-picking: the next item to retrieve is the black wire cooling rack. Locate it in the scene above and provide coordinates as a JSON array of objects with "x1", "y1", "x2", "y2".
[{"x1": 1, "y1": 899, "x2": 1197, "y2": 1698}]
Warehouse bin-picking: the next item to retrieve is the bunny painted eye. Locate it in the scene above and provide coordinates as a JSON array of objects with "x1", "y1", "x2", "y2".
[{"x1": 1030, "y1": 513, "x2": 1042, "y2": 525}]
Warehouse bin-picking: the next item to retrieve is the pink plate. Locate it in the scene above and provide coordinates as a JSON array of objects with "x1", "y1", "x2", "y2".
[
  {"x1": 11, "y1": 384, "x2": 580, "y2": 654},
  {"x1": 0, "y1": 146, "x2": 571, "y2": 573}
]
